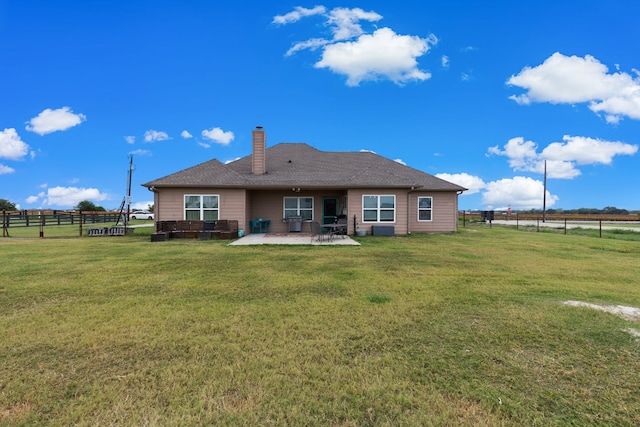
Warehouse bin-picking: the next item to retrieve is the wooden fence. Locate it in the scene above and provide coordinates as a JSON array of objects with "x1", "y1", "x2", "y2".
[{"x1": 2, "y1": 210, "x2": 124, "y2": 237}]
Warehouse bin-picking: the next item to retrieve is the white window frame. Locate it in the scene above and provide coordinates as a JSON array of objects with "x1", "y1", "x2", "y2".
[
  {"x1": 362, "y1": 195, "x2": 396, "y2": 223},
  {"x1": 418, "y1": 196, "x2": 433, "y2": 222},
  {"x1": 283, "y1": 196, "x2": 314, "y2": 220},
  {"x1": 184, "y1": 194, "x2": 219, "y2": 220}
]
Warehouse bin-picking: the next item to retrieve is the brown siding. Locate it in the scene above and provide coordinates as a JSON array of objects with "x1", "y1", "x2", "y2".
[
  {"x1": 246, "y1": 190, "x2": 347, "y2": 234},
  {"x1": 408, "y1": 192, "x2": 458, "y2": 233},
  {"x1": 345, "y1": 189, "x2": 459, "y2": 235},
  {"x1": 156, "y1": 187, "x2": 247, "y2": 226},
  {"x1": 346, "y1": 189, "x2": 409, "y2": 235},
  {"x1": 156, "y1": 187, "x2": 459, "y2": 235}
]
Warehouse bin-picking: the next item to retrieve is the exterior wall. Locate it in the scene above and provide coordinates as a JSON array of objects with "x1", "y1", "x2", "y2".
[
  {"x1": 407, "y1": 191, "x2": 459, "y2": 233},
  {"x1": 346, "y1": 188, "x2": 409, "y2": 235},
  {"x1": 246, "y1": 189, "x2": 346, "y2": 234},
  {"x1": 155, "y1": 187, "x2": 459, "y2": 235},
  {"x1": 345, "y1": 189, "x2": 459, "y2": 235},
  {"x1": 155, "y1": 187, "x2": 247, "y2": 228}
]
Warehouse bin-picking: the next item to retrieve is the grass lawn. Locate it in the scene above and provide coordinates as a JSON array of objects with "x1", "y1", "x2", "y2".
[{"x1": 1, "y1": 228, "x2": 639, "y2": 425}]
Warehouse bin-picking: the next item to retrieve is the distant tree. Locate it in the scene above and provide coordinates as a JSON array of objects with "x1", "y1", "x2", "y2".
[
  {"x1": 148, "y1": 203, "x2": 154, "y2": 213},
  {"x1": 0, "y1": 199, "x2": 17, "y2": 211},
  {"x1": 603, "y1": 206, "x2": 628, "y2": 215},
  {"x1": 76, "y1": 200, "x2": 106, "y2": 211}
]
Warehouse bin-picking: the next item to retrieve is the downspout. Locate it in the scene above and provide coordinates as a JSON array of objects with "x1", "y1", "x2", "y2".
[
  {"x1": 148, "y1": 186, "x2": 157, "y2": 229},
  {"x1": 407, "y1": 186, "x2": 416, "y2": 235},
  {"x1": 456, "y1": 190, "x2": 464, "y2": 231}
]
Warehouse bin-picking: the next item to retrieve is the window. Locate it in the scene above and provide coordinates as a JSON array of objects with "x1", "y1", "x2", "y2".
[
  {"x1": 284, "y1": 197, "x2": 313, "y2": 220},
  {"x1": 184, "y1": 195, "x2": 219, "y2": 220},
  {"x1": 418, "y1": 196, "x2": 433, "y2": 221},
  {"x1": 362, "y1": 195, "x2": 395, "y2": 222}
]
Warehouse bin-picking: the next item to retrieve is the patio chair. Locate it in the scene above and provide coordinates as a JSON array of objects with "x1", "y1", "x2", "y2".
[
  {"x1": 311, "y1": 221, "x2": 332, "y2": 243},
  {"x1": 333, "y1": 217, "x2": 347, "y2": 238},
  {"x1": 250, "y1": 219, "x2": 269, "y2": 233}
]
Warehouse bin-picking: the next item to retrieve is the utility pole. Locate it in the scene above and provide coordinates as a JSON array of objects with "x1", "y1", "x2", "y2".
[
  {"x1": 115, "y1": 155, "x2": 134, "y2": 227},
  {"x1": 542, "y1": 159, "x2": 547, "y2": 222},
  {"x1": 125, "y1": 154, "x2": 133, "y2": 227}
]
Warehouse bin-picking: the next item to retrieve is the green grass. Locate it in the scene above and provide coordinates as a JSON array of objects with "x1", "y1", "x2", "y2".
[
  {"x1": 2, "y1": 219, "x2": 154, "y2": 238},
  {"x1": 1, "y1": 228, "x2": 640, "y2": 425}
]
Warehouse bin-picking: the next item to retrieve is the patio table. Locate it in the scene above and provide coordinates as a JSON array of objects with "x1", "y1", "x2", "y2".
[{"x1": 323, "y1": 223, "x2": 347, "y2": 239}]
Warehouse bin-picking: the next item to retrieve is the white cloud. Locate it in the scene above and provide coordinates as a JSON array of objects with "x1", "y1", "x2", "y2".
[
  {"x1": 128, "y1": 149, "x2": 152, "y2": 156},
  {"x1": 276, "y1": 6, "x2": 436, "y2": 86},
  {"x1": 488, "y1": 137, "x2": 539, "y2": 170},
  {"x1": 131, "y1": 201, "x2": 153, "y2": 211},
  {"x1": 482, "y1": 176, "x2": 558, "y2": 210},
  {"x1": 316, "y1": 28, "x2": 436, "y2": 86},
  {"x1": 197, "y1": 142, "x2": 211, "y2": 149},
  {"x1": 436, "y1": 173, "x2": 485, "y2": 195},
  {"x1": 25, "y1": 194, "x2": 41, "y2": 204},
  {"x1": 273, "y1": 5, "x2": 326, "y2": 24},
  {"x1": 25, "y1": 107, "x2": 86, "y2": 135},
  {"x1": 201, "y1": 127, "x2": 234, "y2": 145},
  {"x1": 393, "y1": 158, "x2": 406, "y2": 165},
  {"x1": 144, "y1": 130, "x2": 170, "y2": 142},
  {"x1": 124, "y1": 136, "x2": 135, "y2": 144},
  {"x1": 542, "y1": 135, "x2": 638, "y2": 165},
  {"x1": 441, "y1": 55, "x2": 450, "y2": 69},
  {"x1": 38, "y1": 186, "x2": 109, "y2": 208},
  {"x1": 326, "y1": 7, "x2": 383, "y2": 40},
  {"x1": 181, "y1": 130, "x2": 193, "y2": 139},
  {"x1": 224, "y1": 157, "x2": 242, "y2": 164},
  {"x1": 507, "y1": 52, "x2": 640, "y2": 123},
  {"x1": 487, "y1": 135, "x2": 637, "y2": 179},
  {"x1": 0, "y1": 164, "x2": 15, "y2": 175},
  {"x1": 286, "y1": 38, "x2": 330, "y2": 56},
  {"x1": 0, "y1": 128, "x2": 30, "y2": 160}
]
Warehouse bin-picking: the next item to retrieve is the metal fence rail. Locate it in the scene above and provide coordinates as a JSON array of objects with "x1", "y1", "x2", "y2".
[{"x1": 459, "y1": 212, "x2": 640, "y2": 238}]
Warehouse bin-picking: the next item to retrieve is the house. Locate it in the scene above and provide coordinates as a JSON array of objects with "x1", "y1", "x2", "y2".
[{"x1": 143, "y1": 127, "x2": 466, "y2": 235}]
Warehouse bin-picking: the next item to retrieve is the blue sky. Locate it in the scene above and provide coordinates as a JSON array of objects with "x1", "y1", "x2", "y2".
[{"x1": 2, "y1": 0, "x2": 639, "y2": 211}]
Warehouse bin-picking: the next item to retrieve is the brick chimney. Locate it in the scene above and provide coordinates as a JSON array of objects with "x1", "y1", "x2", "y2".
[{"x1": 252, "y1": 126, "x2": 266, "y2": 175}]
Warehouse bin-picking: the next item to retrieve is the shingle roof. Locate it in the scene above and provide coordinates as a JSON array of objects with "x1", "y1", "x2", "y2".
[{"x1": 143, "y1": 143, "x2": 467, "y2": 192}]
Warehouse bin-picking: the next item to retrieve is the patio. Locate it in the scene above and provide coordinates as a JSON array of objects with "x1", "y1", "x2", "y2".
[{"x1": 229, "y1": 233, "x2": 360, "y2": 246}]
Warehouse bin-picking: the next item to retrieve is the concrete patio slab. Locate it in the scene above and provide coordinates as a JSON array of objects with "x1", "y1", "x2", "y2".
[{"x1": 229, "y1": 233, "x2": 360, "y2": 246}]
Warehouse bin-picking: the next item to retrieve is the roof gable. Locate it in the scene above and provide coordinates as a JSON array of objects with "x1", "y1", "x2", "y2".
[{"x1": 144, "y1": 158, "x2": 248, "y2": 187}]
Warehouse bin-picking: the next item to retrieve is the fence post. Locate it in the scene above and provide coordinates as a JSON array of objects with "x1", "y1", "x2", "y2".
[
  {"x1": 564, "y1": 218, "x2": 567, "y2": 235},
  {"x1": 599, "y1": 220, "x2": 602, "y2": 238},
  {"x1": 2, "y1": 210, "x2": 6, "y2": 237},
  {"x1": 79, "y1": 211, "x2": 83, "y2": 237}
]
